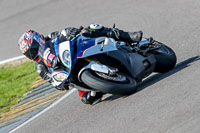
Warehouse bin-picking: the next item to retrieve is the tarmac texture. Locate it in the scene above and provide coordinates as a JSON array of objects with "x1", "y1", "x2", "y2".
[{"x1": 0, "y1": 0, "x2": 200, "y2": 133}]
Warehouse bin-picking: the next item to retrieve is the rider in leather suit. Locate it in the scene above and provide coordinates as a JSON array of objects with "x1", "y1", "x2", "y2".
[{"x1": 18, "y1": 24, "x2": 143, "y2": 105}]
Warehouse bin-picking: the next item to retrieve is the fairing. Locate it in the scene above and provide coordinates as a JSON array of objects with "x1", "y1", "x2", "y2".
[{"x1": 52, "y1": 36, "x2": 155, "y2": 86}]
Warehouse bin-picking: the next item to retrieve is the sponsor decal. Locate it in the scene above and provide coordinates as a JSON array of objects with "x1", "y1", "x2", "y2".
[{"x1": 48, "y1": 53, "x2": 55, "y2": 62}]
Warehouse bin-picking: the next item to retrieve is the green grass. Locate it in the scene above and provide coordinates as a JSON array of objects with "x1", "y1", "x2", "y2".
[{"x1": 0, "y1": 61, "x2": 39, "y2": 114}]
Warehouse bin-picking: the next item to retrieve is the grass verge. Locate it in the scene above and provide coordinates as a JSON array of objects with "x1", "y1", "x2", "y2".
[{"x1": 0, "y1": 61, "x2": 39, "y2": 115}]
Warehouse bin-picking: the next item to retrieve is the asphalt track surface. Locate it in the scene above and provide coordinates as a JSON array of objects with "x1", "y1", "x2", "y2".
[{"x1": 1, "y1": 0, "x2": 200, "y2": 132}]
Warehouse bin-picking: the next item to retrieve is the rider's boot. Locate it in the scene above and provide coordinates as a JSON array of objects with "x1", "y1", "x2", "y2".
[
  {"x1": 81, "y1": 24, "x2": 143, "y2": 43},
  {"x1": 109, "y1": 28, "x2": 143, "y2": 43},
  {"x1": 127, "y1": 31, "x2": 143, "y2": 42}
]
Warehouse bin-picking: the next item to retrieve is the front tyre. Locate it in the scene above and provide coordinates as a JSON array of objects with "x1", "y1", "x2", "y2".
[
  {"x1": 80, "y1": 70, "x2": 137, "y2": 95},
  {"x1": 152, "y1": 42, "x2": 177, "y2": 73}
]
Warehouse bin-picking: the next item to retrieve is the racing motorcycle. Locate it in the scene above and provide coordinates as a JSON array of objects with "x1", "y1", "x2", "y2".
[{"x1": 51, "y1": 33, "x2": 177, "y2": 95}]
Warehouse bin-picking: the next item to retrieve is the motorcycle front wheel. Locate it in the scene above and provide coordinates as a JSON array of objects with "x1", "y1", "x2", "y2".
[{"x1": 80, "y1": 70, "x2": 137, "y2": 95}]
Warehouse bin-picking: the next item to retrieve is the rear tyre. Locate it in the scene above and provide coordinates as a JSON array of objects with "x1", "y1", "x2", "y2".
[
  {"x1": 152, "y1": 42, "x2": 177, "y2": 73},
  {"x1": 80, "y1": 70, "x2": 137, "y2": 95}
]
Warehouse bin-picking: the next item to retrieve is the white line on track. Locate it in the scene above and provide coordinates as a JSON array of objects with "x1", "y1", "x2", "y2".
[
  {"x1": 0, "y1": 55, "x2": 25, "y2": 65},
  {"x1": 9, "y1": 88, "x2": 76, "y2": 133}
]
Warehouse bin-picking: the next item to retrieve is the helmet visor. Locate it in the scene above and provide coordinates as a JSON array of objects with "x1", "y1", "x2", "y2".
[{"x1": 24, "y1": 40, "x2": 40, "y2": 60}]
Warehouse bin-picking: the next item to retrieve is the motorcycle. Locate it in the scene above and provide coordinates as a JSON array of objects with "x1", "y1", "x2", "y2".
[{"x1": 51, "y1": 34, "x2": 177, "y2": 95}]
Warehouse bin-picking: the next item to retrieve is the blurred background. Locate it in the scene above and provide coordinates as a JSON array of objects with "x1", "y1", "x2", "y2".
[{"x1": 1, "y1": 0, "x2": 200, "y2": 132}]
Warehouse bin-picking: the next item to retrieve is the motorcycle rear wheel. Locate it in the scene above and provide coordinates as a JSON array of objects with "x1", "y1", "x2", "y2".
[
  {"x1": 80, "y1": 70, "x2": 137, "y2": 95},
  {"x1": 151, "y1": 42, "x2": 177, "y2": 73}
]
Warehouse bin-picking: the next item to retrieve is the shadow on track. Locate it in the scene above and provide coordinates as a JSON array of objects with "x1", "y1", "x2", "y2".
[{"x1": 102, "y1": 55, "x2": 200, "y2": 102}]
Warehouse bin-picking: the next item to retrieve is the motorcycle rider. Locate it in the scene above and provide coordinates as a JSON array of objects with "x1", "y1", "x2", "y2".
[{"x1": 18, "y1": 24, "x2": 143, "y2": 105}]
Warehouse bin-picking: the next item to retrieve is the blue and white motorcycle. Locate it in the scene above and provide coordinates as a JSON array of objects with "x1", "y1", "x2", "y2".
[{"x1": 51, "y1": 31, "x2": 177, "y2": 95}]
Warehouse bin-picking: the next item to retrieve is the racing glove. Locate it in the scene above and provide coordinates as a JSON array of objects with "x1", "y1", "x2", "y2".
[
  {"x1": 61, "y1": 27, "x2": 83, "y2": 40},
  {"x1": 45, "y1": 31, "x2": 61, "y2": 41}
]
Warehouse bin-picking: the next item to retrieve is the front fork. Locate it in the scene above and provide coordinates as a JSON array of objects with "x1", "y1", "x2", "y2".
[{"x1": 77, "y1": 61, "x2": 118, "y2": 82}]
